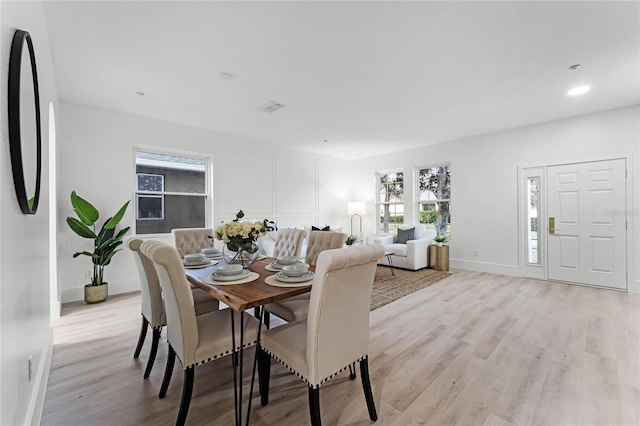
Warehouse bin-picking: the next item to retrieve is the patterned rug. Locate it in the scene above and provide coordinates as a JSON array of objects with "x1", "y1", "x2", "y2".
[{"x1": 371, "y1": 265, "x2": 451, "y2": 310}]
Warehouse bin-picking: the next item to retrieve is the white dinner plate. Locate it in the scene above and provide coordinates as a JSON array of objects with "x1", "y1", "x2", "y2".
[
  {"x1": 183, "y1": 259, "x2": 215, "y2": 268},
  {"x1": 203, "y1": 271, "x2": 259, "y2": 286},
  {"x1": 264, "y1": 275, "x2": 313, "y2": 288},
  {"x1": 210, "y1": 269, "x2": 250, "y2": 282},
  {"x1": 275, "y1": 271, "x2": 314, "y2": 283},
  {"x1": 265, "y1": 260, "x2": 302, "y2": 271}
]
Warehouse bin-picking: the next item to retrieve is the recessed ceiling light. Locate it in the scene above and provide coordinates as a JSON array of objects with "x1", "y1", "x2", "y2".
[
  {"x1": 568, "y1": 85, "x2": 590, "y2": 96},
  {"x1": 219, "y1": 73, "x2": 234, "y2": 80},
  {"x1": 136, "y1": 91, "x2": 145, "y2": 97}
]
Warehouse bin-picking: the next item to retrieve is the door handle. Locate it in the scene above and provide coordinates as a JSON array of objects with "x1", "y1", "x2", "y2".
[{"x1": 549, "y1": 217, "x2": 555, "y2": 234}]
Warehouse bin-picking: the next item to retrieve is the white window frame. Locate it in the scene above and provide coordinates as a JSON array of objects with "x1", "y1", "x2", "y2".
[
  {"x1": 133, "y1": 146, "x2": 212, "y2": 236},
  {"x1": 376, "y1": 170, "x2": 405, "y2": 233},
  {"x1": 136, "y1": 173, "x2": 165, "y2": 220},
  {"x1": 416, "y1": 164, "x2": 451, "y2": 235},
  {"x1": 518, "y1": 166, "x2": 546, "y2": 279}
]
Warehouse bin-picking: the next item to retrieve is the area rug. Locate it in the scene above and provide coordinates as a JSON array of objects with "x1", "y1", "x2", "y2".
[{"x1": 371, "y1": 266, "x2": 451, "y2": 310}]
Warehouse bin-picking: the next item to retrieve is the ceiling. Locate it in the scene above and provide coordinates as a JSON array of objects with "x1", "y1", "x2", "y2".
[{"x1": 42, "y1": 1, "x2": 639, "y2": 160}]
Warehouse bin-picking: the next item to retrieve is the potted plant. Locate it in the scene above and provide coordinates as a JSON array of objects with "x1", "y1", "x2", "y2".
[
  {"x1": 433, "y1": 235, "x2": 448, "y2": 246},
  {"x1": 66, "y1": 191, "x2": 130, "y2": 304},
  {"x1": 345, "y1": 235, "x2": 358, "y2": 246}
]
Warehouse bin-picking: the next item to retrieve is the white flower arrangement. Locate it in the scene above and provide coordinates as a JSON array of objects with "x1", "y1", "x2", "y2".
[{"x1": 214, "y1": 210, "x2": 274, "y2": 252}]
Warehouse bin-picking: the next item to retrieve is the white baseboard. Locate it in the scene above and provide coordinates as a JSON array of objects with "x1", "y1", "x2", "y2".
[
  {"x1": 50, "y1": 299, "x2": 61, "y2": 320},
  {"x1": 629, "y1": 279, "x2": 640, "y2": 294},
  {"x1": 25, "y1": 329, "x2": 53, "y2": 426},
  {"x1": 61, "y1": 278, "x2": 140, "y2": 303},
  {"x1": 450, "y1": 258, "x2": 520, "y2": 277}
]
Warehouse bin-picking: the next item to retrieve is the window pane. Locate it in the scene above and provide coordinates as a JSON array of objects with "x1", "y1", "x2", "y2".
[
  {"x1": 137, "y1": 173, "x2": 164, "y2": 192},
  {"x1": 527, "y1": 177, "x2": 539, "y2": 264},
  {"x1": 378, "y1": 171, "x2": 404, "y2": 232},
  {"x1": 379, "y1": 203, "x2": 404, "y2": 232},
  {"x1": 137, "y1": 195, "x2": 164, "y2": 219},
  {"x1": 418, "y1": 165, "x2": 451, "y2": 236},
  {"x1": 135, "y1": 195, "x2": 205, "y2": 234},
  {"x1": 135, "y1": 151, "x2": 205, "y2": 194}
]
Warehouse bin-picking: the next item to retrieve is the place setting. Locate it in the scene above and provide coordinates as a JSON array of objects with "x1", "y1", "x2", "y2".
[
  {"x1": 204, "y1": 264, "x2": 259, "y2": 286},
  {"x1": 183, "y1": 253, "x2": 218, "y2": 269},
  {"x1": 265, "y1": 262, "x2": 314, "y2": 287},
  {"x1": 201, "y1": 247, "x2": 224, "y2": 260},
  {"x1": 265, "y1": 255, "x2": 303, "y2": 272}
]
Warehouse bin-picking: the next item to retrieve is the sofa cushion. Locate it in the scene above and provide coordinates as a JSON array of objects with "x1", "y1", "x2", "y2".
[
  {"x1": 386, "y1": 243, "x2": 408, "y2": 257},
  {"x1": 399, "y1": 224, "x2": 425, "y2": 239},
  {"x1": 396, "y1": 227, "x2": 415, "y2": 244}
]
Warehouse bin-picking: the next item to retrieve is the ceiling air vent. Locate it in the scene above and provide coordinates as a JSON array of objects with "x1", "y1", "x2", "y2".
[{"x1": 257, "y1": 100, "x2": 286, "y2": 113}]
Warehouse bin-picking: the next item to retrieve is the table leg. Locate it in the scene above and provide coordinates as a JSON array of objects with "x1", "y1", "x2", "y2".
[
  {"x1": 246, "y1": 307, "x2": 264, "y2": 425},
  {"x1": 230, "y1": 310, "x2": 245, "y2": 426},
  {"x1": 387, "y1": 255, "x2": 395, "y2": 276}
]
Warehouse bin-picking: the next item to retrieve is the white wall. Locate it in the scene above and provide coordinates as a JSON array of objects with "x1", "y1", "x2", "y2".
[
  {"x1": 352, "y1": 106, "x2": 639, "y2": 291},
  {"x1": 57, "y1": 102, "x2": 352, "y2": 302},
  {"x1": 0, "y1": 1, "x2": 58, "y2": 424}
]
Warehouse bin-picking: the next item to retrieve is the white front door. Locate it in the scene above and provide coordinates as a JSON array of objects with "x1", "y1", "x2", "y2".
[{"x1": 547, "y1": 159, "x2": 627, "y2": 290}]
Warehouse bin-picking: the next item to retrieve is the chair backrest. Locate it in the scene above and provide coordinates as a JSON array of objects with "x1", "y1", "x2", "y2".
[
  {"x1": 127, "y1": 238, "x2": 165, "y2": 328},
  {"x1": 274, "y1": 228, "x2": 307, "y2": 258},
  {"x1": 141, "y1": 240, "x2": 198, "y2": 366},
  {"x1": 305, "y1": 244, "x2": 385, "y2": 386},
  {"x1": 305, "y1": 231, "x2": 348, "y2": 265},
  {"x1": 172, "y1": 228, "x2": 215, "y2": 257}
]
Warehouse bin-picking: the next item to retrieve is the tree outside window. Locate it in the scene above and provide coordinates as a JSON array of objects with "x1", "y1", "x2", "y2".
[
  {"x1": 378, "y1": 172, "x2": 404, "y2": 233},
  {"x1": 418, "y1": 165, "x2": 451, "y2": 236}
]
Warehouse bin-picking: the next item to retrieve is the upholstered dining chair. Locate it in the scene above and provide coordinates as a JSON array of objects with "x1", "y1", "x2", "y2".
[
  {"x1": 171, "y1": 227, "x2": 215, "y2": 257},
  {"x1": 140, "y1": 240, "x2": 263, "y2": 426},
  {"x1": 127, "y1": 239, "x2": 219, "y2": 379},
  {"x1": 256, "y1": 244, "x2": 385, "y2": 426},
  {"x1": 263, "y1": 231, "x2": 348, "y2": 326},
  {"x1": 273, "y1": 228, "x2": 307, "y2": 259}
]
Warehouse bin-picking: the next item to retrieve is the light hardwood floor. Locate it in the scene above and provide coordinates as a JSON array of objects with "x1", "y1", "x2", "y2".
[{"x1": 41, "y1": 270, "x2": 640, "y2": 425}]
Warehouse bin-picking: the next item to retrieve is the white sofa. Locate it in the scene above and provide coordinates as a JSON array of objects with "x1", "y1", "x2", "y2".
[{"x1": 373, "y1": 224, "x2": 436, "y2": 271}]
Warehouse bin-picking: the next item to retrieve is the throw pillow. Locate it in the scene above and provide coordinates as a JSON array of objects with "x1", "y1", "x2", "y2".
[
  {"x1": 396, "y1": 227, "x2": 415, "y2": 244},
  {"x1": 312, "y1": 225, "x2": 331, "y2": 232}
]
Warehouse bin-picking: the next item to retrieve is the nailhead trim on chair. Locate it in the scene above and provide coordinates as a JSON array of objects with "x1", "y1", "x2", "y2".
[
  {"x1": 262, "y1": 347, "x2": 368, "y2": 389},
  {"x1": 183, "y1": 340, "x2": 258, "y2": 370}
]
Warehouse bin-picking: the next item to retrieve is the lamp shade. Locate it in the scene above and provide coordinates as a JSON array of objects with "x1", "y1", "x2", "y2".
[{"x1": 348, "y1": 202, "x2": 365, "y2": 216}]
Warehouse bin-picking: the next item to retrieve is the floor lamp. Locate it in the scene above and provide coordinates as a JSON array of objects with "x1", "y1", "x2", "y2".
[{"x1": 348, "y1": 202, "x2": 365, "y2": 240}]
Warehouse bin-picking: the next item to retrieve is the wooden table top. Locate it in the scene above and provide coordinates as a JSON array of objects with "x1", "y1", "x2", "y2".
[{"x1": 185, "y1": 257, "x2": 313, "y2": 312}]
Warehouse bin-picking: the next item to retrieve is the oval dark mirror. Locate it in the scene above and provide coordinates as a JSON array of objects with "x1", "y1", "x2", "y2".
[{"x1": 8, "y1": 29, "x2": 42, "y2": 215}]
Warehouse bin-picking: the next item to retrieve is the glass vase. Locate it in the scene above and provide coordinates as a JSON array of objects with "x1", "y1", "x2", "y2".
[{"x1": 223, "y1": 242, "x2": 260, "y2": 269}]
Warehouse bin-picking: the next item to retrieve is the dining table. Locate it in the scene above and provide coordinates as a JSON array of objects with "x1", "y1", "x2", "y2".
[{"x1": 185, "y1": 256, "x2": 313, "y2": 426}]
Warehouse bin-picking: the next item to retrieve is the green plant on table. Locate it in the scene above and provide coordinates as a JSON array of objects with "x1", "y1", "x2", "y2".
[
  {"x1": 66, "y1": 191, "x2": 130, "y2": 285},
  {"x1": 433, "y1": 235, "x2": 448, "y2": 244},
  {"x1": 345, "y1": 235, "x2": 358, "y2": 245}
]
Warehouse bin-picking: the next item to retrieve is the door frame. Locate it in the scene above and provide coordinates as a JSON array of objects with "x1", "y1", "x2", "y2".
[{"x1": 518, "y1": 155, "x2": 633, "y2": 291}]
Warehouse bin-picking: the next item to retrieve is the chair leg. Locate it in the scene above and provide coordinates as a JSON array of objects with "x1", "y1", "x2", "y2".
[
  {"x1": 359, "y1": 358, "x2": 378, "y2": 421},
  {"x1": 159, "y1": 345, "x2": 176, "y2": 399},
  {"x1": 176, "y1": 368, "x2": 194, "y2": 426},
  {"x1": 133, "y1": 317, "x2": 148, "y2": 359},
  {"x1": 143, "y1": 328, "x2": 161, "y2": 379},
  {"x1": 349, "y1": 363, "x2": 357, "y2": 380},
  {"x1": 258, "y1": 346, "x2": 271, "y2": 406},
  {"x1": 308, "y1": 387, "x2": 321, "y2": 426}
]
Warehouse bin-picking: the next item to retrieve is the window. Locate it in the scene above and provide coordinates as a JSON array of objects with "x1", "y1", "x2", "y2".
[
  {"x1": 377, "y1": 172, "x2": 404, "y2": 233},
  {"x1": 527, "y1": 177, "x2": 539, "y2": 264},
  {"x1": 134, "y1": 150, "x2": 208, "y2": 234},
  {"x1": 136, "y1": 174, "x2": 164, "y2": 220},
  {"x1": 418, "y1": 165, "x2": 451, "y2": 236}
]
